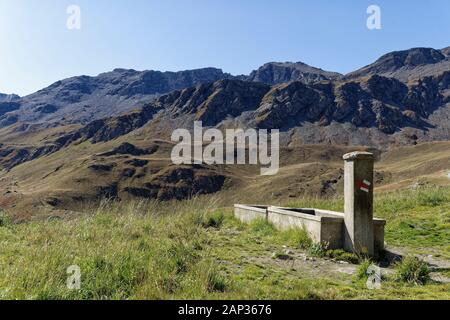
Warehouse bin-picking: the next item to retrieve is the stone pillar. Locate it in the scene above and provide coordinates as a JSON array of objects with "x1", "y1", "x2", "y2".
[{"x1": 343, "y1": 151, "x2": 374, "y2": 256}]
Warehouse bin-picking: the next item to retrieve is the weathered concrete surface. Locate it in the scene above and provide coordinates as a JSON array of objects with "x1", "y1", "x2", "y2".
[
  {"x1": 268, "y1": 207, "x2": 322, "y2": 242},
  {"x1": 268, "y1": 207, "x2": 344, "y2": 249},
  {"x1": 374, "y1": 219, "x2": 386, "y2": 253},
  {"x1": 234, "y1": 204, "x2": 268, "y2": 223},
  {"x1": 343, "y1": 151, "x2": 375, "y2": 256},
  {"x1": 320, "y1": 218, "x2": 344, "y2": 250}
]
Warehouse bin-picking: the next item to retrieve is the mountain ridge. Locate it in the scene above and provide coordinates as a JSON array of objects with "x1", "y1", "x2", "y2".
[
  {"x1": 345, "y1": 47, "x2": 450, "y2": 82},
  {"x1": 246, "y1": 61, "x2": 342, "y2": 85},
  {"x1": 0, "y1": 67, "x2": 234, "y2": 128},
  {"x1": 0, "y1": 62, "x2": 341, "y2": 129}
]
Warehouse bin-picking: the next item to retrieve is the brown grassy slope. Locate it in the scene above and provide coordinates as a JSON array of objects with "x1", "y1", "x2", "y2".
[
  {"x1": 0, "y1": 123, "x2": 81, "y2": 145},
  {"x1": 377, "y1": 142, "x2": 450, "y2": 190},
  {"x1": 1, "y1": 128, "x2": 450, "y2": 221}
]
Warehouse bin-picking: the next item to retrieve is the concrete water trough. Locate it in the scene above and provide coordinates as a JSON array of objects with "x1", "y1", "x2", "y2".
[
  {"x1": 234, "y1": 204, "x2": 386, "y2": 252},
  {"x1": 234, "y1": 204, "x2": 269, "y2": 223},
  {"x1": 234, "y1": 151, "x2": 387, "y2": 256}
]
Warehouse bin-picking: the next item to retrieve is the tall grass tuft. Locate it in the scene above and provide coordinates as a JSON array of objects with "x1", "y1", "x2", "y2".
[
  {"x1": 201, "y1": 210, "x2": 225, "y2": 229},
  {"x1": 356, "y1": 259, "x2": 373, "y2": 280},
  {"x1": 0, "y1": 210, "x2": 11, "y2": 227},
  {"x1": 395, "y1": 256, "x2": 431, "y2": 285}
]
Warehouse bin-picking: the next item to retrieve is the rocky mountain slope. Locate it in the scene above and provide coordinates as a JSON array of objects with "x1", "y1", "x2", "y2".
[
  {"x1": 0, "y1": 93, "x2": 20, "y2": 102},
  {"x1": 0, "y1": 68, "x2": 233, "y2": 128},
  {"x1": 0, "y1": 93, "x2": 21, "y2": 118},
  {"x1": 346, "y1": 47, "x2": 450, "y2": 82},
  {"x1": 0, "y1": 62, "x2": 340, "y2": 129},
  {"x1": 38, "y1": 69, "x2": 450, "y2": 152},
  {"x1": 245, "y1": 62, "x2": 342, "y2": 85}
]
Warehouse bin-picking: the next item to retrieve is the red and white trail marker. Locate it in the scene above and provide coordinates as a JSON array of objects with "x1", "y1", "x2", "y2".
[{"x1": 358, "y1": 180, "x2": 371, "y2": 193}]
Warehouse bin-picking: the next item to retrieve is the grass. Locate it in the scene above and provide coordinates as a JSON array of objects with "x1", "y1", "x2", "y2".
[
  {"x1": 201, "y1": 210, "x2": 225, "y2": 229},
  {"x1": 0, "y1": 199, "x2": 224, "y2": 299},
  {"x1": 356, "y1": 259, "x2": 373, "y2": 280},
  {"x1": 0, "y1": 209, "x2": 11, "y2": 227},
  {"x1": 394, "y1": 256, "x2": 431, "y2": 285},
  {"x1": 0, "y1": 187, "x2": 449, "y2": 300}
]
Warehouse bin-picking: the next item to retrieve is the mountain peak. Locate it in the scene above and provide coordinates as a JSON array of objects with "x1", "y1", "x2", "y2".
[
  {"x1": 376, "y1": 47, "x2": 445, "y2": 68},
  {"x1": 346, "y1": 47, "x2": 449, "y2": 81},
  {"x1": 441, "y1": 46, "x2": 450, "y2": 57},
  {"x1": 246, "y1": 61, "x2": 342, "y2": 85},
  {"x1": 0, "y1": 93, "x2": 20, "y2": 102}
]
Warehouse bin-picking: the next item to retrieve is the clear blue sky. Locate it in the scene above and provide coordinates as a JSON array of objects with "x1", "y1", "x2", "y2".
[{"x1": 1, "y1": 0, "x2": 449, "y2": 96}]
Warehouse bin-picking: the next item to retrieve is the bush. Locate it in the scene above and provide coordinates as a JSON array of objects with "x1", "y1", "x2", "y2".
[{"x1": 395, "y1": 256, "x2": 430, "y2": 285}]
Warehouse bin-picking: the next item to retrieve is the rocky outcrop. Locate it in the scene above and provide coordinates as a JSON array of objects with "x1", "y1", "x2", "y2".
[
  {"x1": 0, "y1": 105, "x2": 161, "y2": 170},
  {"x1": 123, "y1": 165, "x2": 227, "y2": 201},
  {"x1": 162, "y1": 80, "x2": 271, "y2": 126},
  {"x1": 0, "y1": 68, "x2": 233, "y2": 128},
  {"x1": 0, "y1": 93, "x2": 20, "y2": 103},
  {"x1": 255, "y1": 81, "x2": 334, "y2": 128},
  {"x1": 441, "y1": 46, "x2": 450, "y2": 57},
  {"x1": 89, "y1": 163, "x2": 115, "y2": 172},
  {"x1": 55, "y1": 103, "x2": 161, "y2": 146},
  {"x1": 345, "y1": 47, "x2": 450, "y2": 82},
  {"x1": 254, "y1": 74, "x2": 447, "y2": 134},
  {"x1": 125, "y1": 159, "x2": 149, "y2": 167},
  {"x1": 0, "y1": 102, "x2": 21, "y2": 117},
  {"x1": 3, "y1": 45, "x2": 450, "y2": 172},
  {"x1": 246, "y1": 62, "x2": 342, "y2": 85},
  {"x1": 5, "y1": 47, "x2": 449, "y2": 131},
  {"x1": 0, "y1": 93, "x2": 21, "y2": 123},
  {"x1": 0, "y1": 144, "x2": 60, "y2": 170},
  {"x1": 149, "y1": 75, "x2": 447, "y2": 135}
]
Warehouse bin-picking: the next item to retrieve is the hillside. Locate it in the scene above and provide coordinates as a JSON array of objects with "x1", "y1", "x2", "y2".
[
  {"x1": 2, "y1": 135, "x2": 450, "y2": 222},
  {"x1": 0, "y1": 188, "x2": 449, "y2": 299}
]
